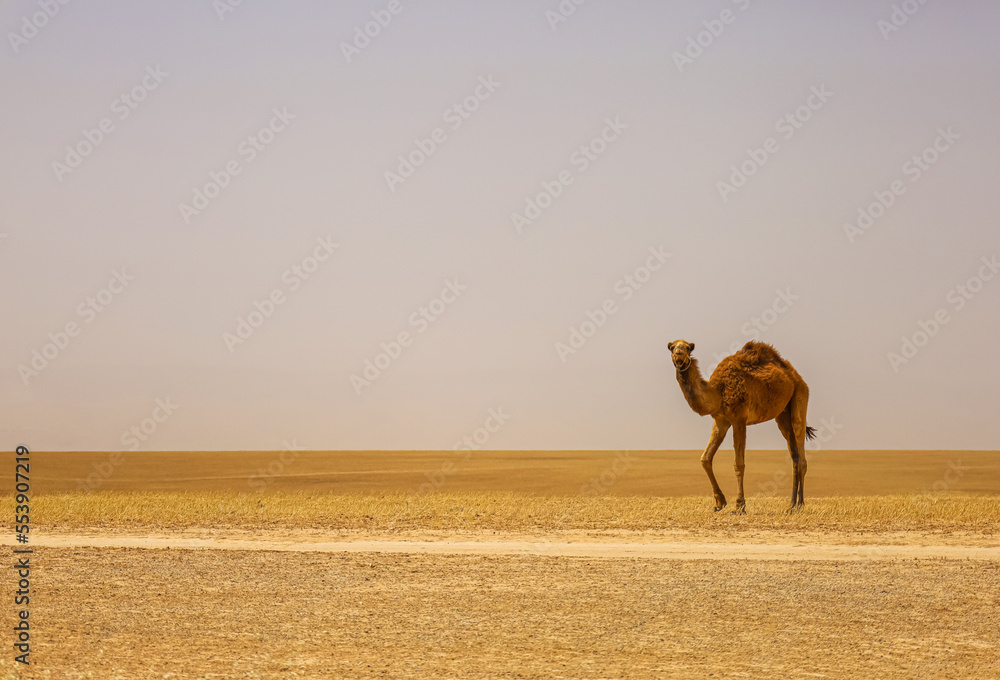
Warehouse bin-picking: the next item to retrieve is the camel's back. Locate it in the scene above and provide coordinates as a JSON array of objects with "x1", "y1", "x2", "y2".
[
  {"x1": 709, "y1": 342, "x2": 801, "y2": 422},
  {"x1": 711, "y1": 341, "x2": 790, "y2": 374}
]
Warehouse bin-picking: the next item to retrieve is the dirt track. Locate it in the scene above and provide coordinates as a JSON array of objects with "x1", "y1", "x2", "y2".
[{"x1": 16, "y1": 531, "x2": 1000, "y2": 561}]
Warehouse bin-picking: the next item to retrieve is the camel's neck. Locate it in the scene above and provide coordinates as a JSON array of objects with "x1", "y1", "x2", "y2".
[{"x1": 675, "y1": 358, "x2": 721, "y2": 416}]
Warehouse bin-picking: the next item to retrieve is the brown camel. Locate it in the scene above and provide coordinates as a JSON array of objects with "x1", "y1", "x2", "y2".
[{"x1": 668, "y1": 339, "x2": 816, "y2": 513}]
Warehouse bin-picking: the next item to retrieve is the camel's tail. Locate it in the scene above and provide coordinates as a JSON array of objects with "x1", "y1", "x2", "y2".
[{"x1": 805, "y1": 426, "x2": 817, "y2": 440}]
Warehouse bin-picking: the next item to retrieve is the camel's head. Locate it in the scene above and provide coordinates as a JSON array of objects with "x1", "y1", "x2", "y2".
[{"x1": 668, "y1": 339, "x2": 695, "y2": 372}]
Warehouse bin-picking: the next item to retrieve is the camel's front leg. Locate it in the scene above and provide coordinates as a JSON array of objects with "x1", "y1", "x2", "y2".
[
  {"x1": 701, "y1": 419, "x2": 731, "y2": 511},
  {"x1": 733, "y1": 422, "x2": 747, "y2": 514}
]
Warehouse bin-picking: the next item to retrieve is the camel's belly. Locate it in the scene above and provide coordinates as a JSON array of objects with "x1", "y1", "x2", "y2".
[
  {"x1": 743, "y1": 385, "x2": 795, "y2": 425},
  {"x1": 747, "y1": 412, "x2": 781, "y2": 426}
]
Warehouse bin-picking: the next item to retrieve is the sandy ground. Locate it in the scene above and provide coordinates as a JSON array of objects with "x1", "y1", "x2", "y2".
[
  {"x1": 7, "y1": 450, "x2": 998, "y2": 678},
  {"x1": 33, "y1": 449, "x2": 1000, "y2": 496},
  {"x1": 3, "y1": 533, "x2": 997, "y2": 679}
]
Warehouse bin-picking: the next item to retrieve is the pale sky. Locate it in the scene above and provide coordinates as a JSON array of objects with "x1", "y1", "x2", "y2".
[{"x1": 2, "y1": 0, "x2": 999, "y2": 451}]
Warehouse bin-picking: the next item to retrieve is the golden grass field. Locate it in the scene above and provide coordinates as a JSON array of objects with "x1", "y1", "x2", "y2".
[
  {"x1": 25, "y1": 490, "x2": 1000, "y2": 534},
  {"x1": 3, "y1": 450, "x2": 999, "y2": 679}
]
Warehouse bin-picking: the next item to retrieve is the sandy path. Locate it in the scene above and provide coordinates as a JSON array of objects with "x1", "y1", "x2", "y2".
[{"x1": 11, "y1": 533, "x2": 1000, "y2": 560}]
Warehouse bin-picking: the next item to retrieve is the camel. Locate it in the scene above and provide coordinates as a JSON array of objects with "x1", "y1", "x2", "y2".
[{"x1": 668, "y1": 339, "x2": 816, "y2": 513}]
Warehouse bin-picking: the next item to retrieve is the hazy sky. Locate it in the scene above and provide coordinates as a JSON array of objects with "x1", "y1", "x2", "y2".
[{"x1": 2, "y1": 0, "x2": 998, "y2": 451}]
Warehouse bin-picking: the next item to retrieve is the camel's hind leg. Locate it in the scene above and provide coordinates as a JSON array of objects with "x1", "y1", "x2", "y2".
[
  {"x1": 775, "y1": 408, "x2": 800, "y2": 509},
  {"x1": 733, "y1": 422, "x2": 747, "y2": 514},
  {"x1": 701, "y1": 418, "x2": 731, "y2": 511},
  {"x1": 780, "y1": 385, "x2": 810, "y2": 508}
]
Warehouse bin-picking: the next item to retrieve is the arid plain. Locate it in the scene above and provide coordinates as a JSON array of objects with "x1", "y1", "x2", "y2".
[{"x1": 3, "y1": 450, "x2": 999, "y2": 679}]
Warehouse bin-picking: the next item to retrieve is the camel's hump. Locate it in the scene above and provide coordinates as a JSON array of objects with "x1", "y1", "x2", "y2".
[{"x1": 736, "y1": 341, "x2": 790, "y2": 368}]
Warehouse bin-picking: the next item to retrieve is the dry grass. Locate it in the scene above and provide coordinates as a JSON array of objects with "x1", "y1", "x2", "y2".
[{"x1": 16, "y1": 491, "x2": 1000, "y2": 533}]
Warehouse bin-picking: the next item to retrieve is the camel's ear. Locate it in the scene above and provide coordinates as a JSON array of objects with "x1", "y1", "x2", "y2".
[
  {"x1": 688, "y1": 343, "x2": 695, "y2": 353},
  {"x1": 668, "y1": 341, "x2": 675, "y2": 351}
]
